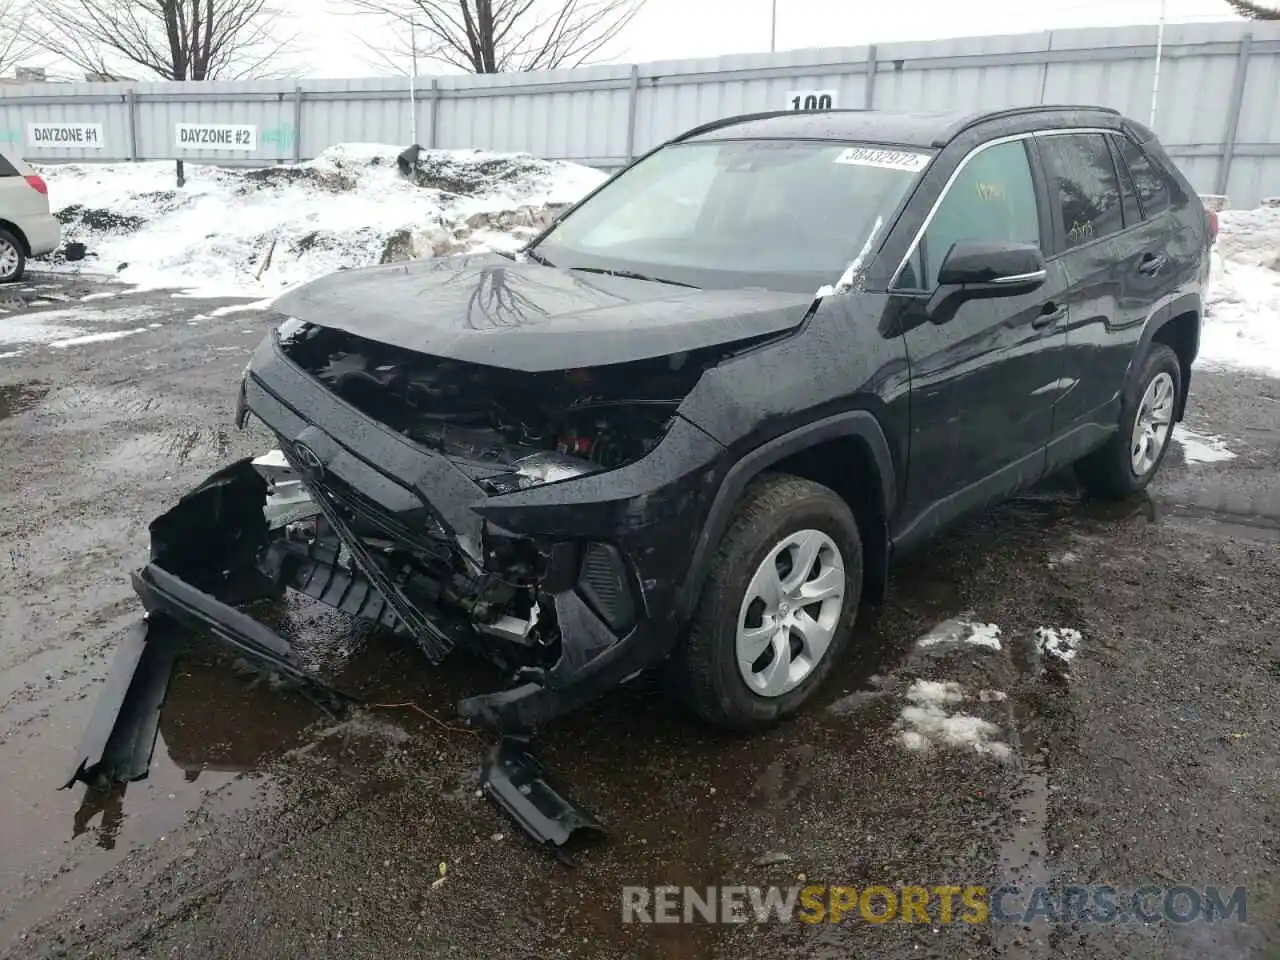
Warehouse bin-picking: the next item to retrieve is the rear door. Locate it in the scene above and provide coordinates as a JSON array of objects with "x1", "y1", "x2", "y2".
[
  {"x1": 1034, "y1": 130, "x2": 1144, "y2": 465},
  {"x1": 891, "y1": 134, "x2": 1069, "y2": 536}
]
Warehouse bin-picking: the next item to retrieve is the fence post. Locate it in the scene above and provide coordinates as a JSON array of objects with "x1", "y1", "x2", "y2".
[
  {"x1": 292, "y1": 86, "x2": 303, "y2": 163},
  {"x1": 126, "y1": 89, "x2": 138, "y2": 161},
  {"x1": 1215, "y1": 32, "x2": 1252, "y2": 199},
  {"x1": 427, "y1": 79, "x2": 439, "y2": 149},
  {"x1": 864, "y1": 44, "x2": 877, "y2": 109},
  {"x1": 625, "y1": 64, "x2": 640, "y2": 163}
]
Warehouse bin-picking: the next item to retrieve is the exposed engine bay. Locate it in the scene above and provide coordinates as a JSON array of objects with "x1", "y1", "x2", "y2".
[{"x1": 278, "y1": 322, "x2": 718, "y2": 495}]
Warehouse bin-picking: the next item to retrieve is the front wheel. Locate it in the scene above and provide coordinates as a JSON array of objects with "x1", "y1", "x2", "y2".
[
  {"x1": 672, "y1": 474, "x2": 862, "y2": 732},
  {"x1": 1076, "y1": 343, "x2": 1182, "y2": 499}
]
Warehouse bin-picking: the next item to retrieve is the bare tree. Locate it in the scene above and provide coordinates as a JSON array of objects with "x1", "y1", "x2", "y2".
[
  {"x1": 339, "y1": 0, "x2": 645, "y2": 75},
  {"x1": 1224, "y1": 0, "x2": 1280, "y2": 16},
  {"x1": 33, "y1": 0, "x2": 299, "y2": 183},
  {"x1": 0, "y1": 0, "x2": 42, "y2": 77}
]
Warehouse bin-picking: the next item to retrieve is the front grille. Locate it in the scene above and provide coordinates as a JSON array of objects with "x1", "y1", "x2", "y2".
[{"x1": 279, "y1": 445, "x2": 456, "y2": 662}]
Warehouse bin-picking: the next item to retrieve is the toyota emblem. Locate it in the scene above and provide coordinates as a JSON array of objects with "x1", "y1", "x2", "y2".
[{"x1": 293, "y1": 442, "x2": 324, "y2": 477}]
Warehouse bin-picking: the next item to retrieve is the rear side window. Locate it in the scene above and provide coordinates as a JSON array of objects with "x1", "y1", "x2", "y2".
[
  {"x1": 1038, "y1": 133, "x2": 1124, "y2": 250},
  {"x1": 1110, "y1": 137, "x2": 1142, "y2": 227},
  {"x1": 0, "y1": 151, "x2": 17, "y2": 177},
  {"x1": 902, "y1": 139, "x2": 1041, "y2": 290},
  {"x1": 1114, "y1": 135, "x2": 1170, "y2": 218}
]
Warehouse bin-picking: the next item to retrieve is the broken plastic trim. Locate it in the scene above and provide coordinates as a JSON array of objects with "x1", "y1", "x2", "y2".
[{"x1": 481, "y1": 736, "x2": 606, "y2": 853}]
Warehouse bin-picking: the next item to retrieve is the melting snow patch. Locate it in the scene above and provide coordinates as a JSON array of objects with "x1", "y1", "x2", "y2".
[
  {"x1": 897, "y1": 680, "x2": 1011, "y2": 760},
  {"x1": 916, "y1": 617, "x2": 1003, "y2": 652},
  {"x1": 0, "y1": 350, "x2": 22, "y2": 359},
  {"x1": 207, "y1": 299, "x2": 275, "y2": 317},
  {"x1": 1172, "y1": 426, "x2": 1237, "y2": 464},
  {"x1": 1035, "y1": 627, "x2": 1081, "y2": 663},
  {"x1": 49, "y1": 327, "x2": 149, "y2": 348}
]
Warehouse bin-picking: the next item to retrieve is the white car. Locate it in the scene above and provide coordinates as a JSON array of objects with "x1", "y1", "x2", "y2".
[{"x1": 0, "y1": 147, "x2": 61, "y2": 282}]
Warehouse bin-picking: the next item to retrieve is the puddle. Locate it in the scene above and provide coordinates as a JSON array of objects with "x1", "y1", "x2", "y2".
[
  {"x1": 0, "y1": 382, "x2": 49, "y2": 421},
  {"x1": 1172, "y1": 425, "x2": 1237, "y2": 464},
  {"x1": 92, "y1": 427, "x2": 234, "y2": 477}
]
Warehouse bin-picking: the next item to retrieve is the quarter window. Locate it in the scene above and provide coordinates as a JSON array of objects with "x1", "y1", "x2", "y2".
[
  {"x1": 902, "y1": 139, "x2": 1041, "y2": 290},
  {"x1": 1114, "y1": 135, "x2": 1172, "y2": 218},
  {"x1": 1038, "y1": 133, "x2": 1125, "y2": 250}
]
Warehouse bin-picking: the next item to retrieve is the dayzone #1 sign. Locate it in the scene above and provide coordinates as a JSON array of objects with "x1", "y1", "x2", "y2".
[
  {"x1": 175, "y1": 123, "x2": 258, "y2": 151},
  {"x1": 27, "y1": 123, "x2": 104, "y2": 149}
]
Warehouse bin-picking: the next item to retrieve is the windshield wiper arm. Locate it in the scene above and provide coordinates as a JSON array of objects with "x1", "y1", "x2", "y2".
[
  {"x1": 523, "y1": 248, "x2": 554, "y2": 267},
  {"x1": 567, "y1": 266, "x2": 698, "y2": 289}
]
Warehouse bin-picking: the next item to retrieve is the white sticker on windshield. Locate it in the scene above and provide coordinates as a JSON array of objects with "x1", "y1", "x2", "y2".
[{"x1": 833, "y1": 147, "x2": 931, "y2": 171}]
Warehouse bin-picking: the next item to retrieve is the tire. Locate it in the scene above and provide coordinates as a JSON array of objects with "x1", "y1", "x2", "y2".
[
  {"x1": 672, "y1": 473, "x2": 863, "y2": 732},
  {"x1": 1076, "y1": 343, "x2": 1182, "y2": 499},
  {"x1": 0, "y1": 227, "x2": 24, "y2": 284}
]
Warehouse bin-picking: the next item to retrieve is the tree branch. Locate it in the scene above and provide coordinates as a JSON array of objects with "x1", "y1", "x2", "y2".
[{"x1": 335, "y1": 0, "x2": 644, "y2": 74}]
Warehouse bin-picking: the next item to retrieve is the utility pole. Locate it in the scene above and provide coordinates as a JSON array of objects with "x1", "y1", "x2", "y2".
[
  {"x1": 1149, "y1": 0, "x2": 1167, "y2": 127},
  {"x1": 409, "y1": 17, "x2": 419, "y2": 144},
  {"x1": 770, "y1": 0, "x2": 777, "y2": 52}
]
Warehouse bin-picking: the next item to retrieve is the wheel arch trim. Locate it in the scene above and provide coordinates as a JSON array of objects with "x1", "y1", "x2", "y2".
[{"x1": 675, "y1": 410, "x2": 896, "y2": 621}]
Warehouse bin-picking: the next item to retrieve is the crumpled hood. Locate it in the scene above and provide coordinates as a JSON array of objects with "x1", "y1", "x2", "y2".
[{"x1": 269, "y1": 253, "x2": 815, "y2": 372}]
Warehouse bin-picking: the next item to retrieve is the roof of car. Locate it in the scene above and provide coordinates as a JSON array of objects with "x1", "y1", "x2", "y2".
[{"x1": 677, "y1": 105, "x2": 1124, "y2": 150}]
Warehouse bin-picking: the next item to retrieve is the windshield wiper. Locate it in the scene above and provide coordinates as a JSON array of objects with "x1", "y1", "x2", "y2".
[
  {"x1": 523, "y1": 248, "x2": 555, "y2": 267},
  {"x1": 567, "y1": 266, "x2": 698, "y2": 288}
]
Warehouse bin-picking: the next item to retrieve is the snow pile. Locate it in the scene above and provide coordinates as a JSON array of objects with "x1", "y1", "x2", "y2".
[
  {"x1": 34, "y1": 143, "x2": 606, "y2": 298},
  {"x1": 1203, "y1": 206, "x2": 1280, "y2": 378}
]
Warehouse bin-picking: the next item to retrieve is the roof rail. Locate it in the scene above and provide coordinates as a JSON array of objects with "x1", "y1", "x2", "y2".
[
  {"x1": 937, "y1": 103, "x2": 1123, "y2": 145},
  {"x1": 669, "y1": 108, "x2": 869, "y2": 144}
]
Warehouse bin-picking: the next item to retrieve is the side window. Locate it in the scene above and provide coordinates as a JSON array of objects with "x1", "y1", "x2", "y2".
[
  {"x1": 910, "y1": 139, "x2": 1041, "y2": 290},
  {"x1": 1109, "y1": 136, "x2": 1142, "y2": 228},
  {"x1": 1114, "y1": 135, "x2": 1171, "y2": 218},
  {"x1": 1038, "y1": 133, "x2": 1124, "y2": 250}
]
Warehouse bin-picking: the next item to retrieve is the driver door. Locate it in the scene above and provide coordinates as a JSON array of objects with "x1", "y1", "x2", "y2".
[{"x1": 893, "y1": 136, "x2": 1070, "y2": 537}]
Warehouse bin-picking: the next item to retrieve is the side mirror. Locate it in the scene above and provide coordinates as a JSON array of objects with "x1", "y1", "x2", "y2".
[{"x1": 927, "y1": 240, "x2": 1047, "y2": 324}]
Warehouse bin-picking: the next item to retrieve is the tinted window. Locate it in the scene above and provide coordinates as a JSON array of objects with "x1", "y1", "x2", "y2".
[
  {"x1": 905, "y1": 139, "x2": 1040, "y2": 290},
  {"x1": 1110, "y1": 136, "x2": 1141, "y2": 227},
  {"x1": 1114, "y1": 135, "x2": 1171, "y2": 218},
  {"x1": 1039, "y1": 133, "x2": 1124, "y2": 250}
]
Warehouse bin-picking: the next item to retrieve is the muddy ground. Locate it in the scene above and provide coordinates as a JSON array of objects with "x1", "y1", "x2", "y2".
[{"x1": 0, "y1": 274, "x2": 1276, "y2": 959}]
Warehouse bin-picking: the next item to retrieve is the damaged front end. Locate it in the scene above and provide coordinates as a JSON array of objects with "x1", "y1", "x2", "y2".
[{"x1": 66, "y1": 314, "x2": 742, "y2": 851}]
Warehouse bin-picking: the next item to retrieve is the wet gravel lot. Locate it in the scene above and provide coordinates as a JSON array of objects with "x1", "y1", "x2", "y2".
[{"x1": 0, "y1": 274, "x2": 1277, "y2": 959}]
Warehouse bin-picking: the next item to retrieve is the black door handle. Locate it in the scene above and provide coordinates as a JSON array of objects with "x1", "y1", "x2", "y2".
[
  {"x1": 1032, "y1": 302, "x2": 1066, "y2": 329},
  {"x1": 1138, "y1": 252, "x2": 1168, "y2": 275}
]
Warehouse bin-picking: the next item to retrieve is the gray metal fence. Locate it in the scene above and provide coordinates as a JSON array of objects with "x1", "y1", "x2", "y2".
[{"x1": 3, "y1": 20, "x2": 1279, "y2": 206}]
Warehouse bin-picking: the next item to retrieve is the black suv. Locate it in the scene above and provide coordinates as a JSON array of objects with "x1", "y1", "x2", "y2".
[{"x1": 68, "y1": 106, "x2": 1212, "y2": 845}]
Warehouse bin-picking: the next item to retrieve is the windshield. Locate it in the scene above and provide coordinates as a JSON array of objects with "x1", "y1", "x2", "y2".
[{"x1": 531, "y1": 139, "x2": 931, "y2": 293}]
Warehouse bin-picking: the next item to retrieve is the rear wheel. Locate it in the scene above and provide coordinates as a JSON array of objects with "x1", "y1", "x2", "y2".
[
  {"x1": 673, "y1": 474, "x2": 862, "y2": 732},
  {"x1": 0, "y1": 228, "x2": 24, "y2": 284},
  {"x1": 1076, "y1": 343, "x2": 1181, "y2": 499}
]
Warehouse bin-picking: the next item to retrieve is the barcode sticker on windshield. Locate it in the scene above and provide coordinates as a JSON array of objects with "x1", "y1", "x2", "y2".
[{"x1": 833, "y1": 147, "x2": 931, "y2": 171}]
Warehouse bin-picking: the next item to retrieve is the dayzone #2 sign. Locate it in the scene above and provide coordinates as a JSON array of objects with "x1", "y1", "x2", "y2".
[
  {"x1": 175, "y1": 123, "x2": 258, "y2": 151},
  {"x1": 27, "y1": 123, "x2": 104, "y2": 149}
]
